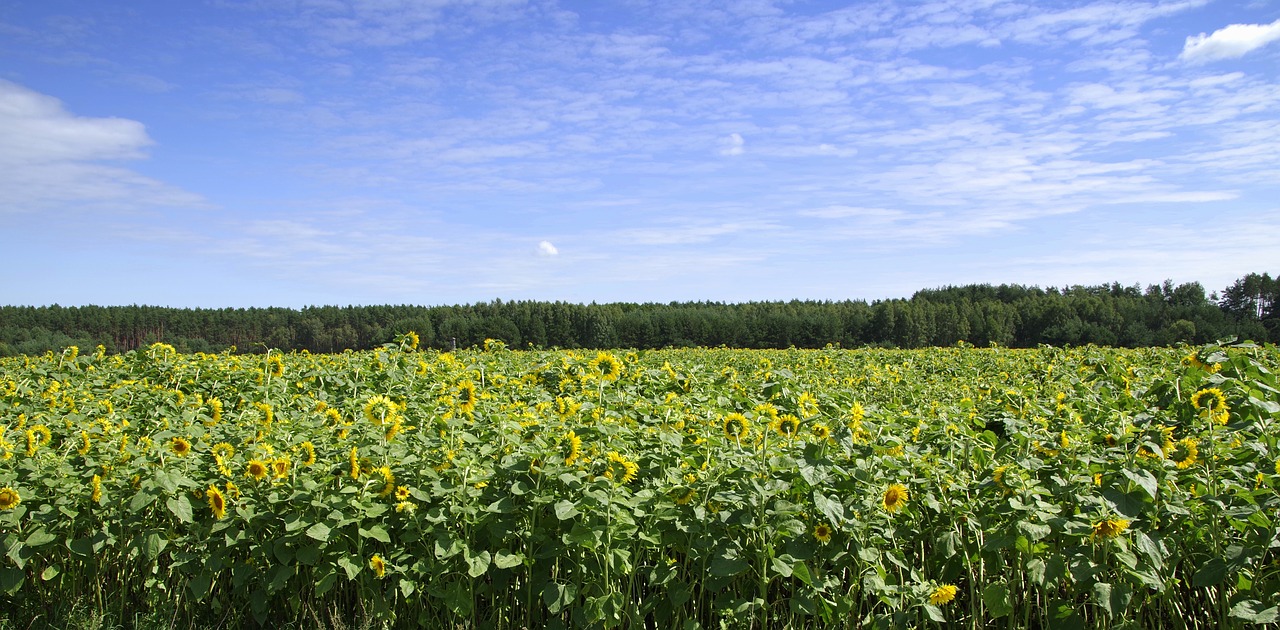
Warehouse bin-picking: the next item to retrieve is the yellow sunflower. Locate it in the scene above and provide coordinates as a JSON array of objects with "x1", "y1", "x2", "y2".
[
  {"x1": 1190, "y1": 388, "x2": 1229, "y2": 424},
  {"x1": 0, "y1": 487, "x2": 19, "y2": 510},
  {"x1": 561, "y1": 430, "x2": 582, "y2": 465},
  {"x1": 810, "y1": 423, "x2": 831, "y2": 441},
  {"x1": 813, "y1": 523, "x2": 833, "y2": 544},
  {"x1": 370, "y1": 554, "x2": 386, "y2": 578},
  {"x1": 590, "y1": 352, "x2": 622, "y2": 381},
  {"x1": 930, "y1": 584, "x2": 958, "y2": 605},
  {"x1": 246, "y1": 459, "x2": 269, "y2": 481},
  {"x1": 1170, "y1": 437, "x2": 1198, "y2": 469},
  {"x1": 605, "y1": 451, "x2": 639, "y2": 484},
  {"x1": 456, "y1": 381, "x2": 478, "y2": 415},
  {"x1": 299, "y1": 441, "x2": 316, "y2": 467},
  {"x1": 1091, "y1": 517, "x2": 1130, "y2": 541},
  {"x1": 207, "y1": 485, "x2": 227, "y2": 520},
  {"x1": 723, "y1": 413, "x2": 750, "y2": 442},
  {"x1": 772, "y1": 415, "x2": 801, "y2": 439},
  {"x1": 363, "y1": 394, "x2": 399, "y2": 425},
  {"x1": 170, "y1": 437, "x2": 192, "y2": 457},
  {"x1": 797, "y1": 392, "x2": 819, "y2": 418},
  {"x1": 91, "y1": 475, "x2": 102, "y2": 503},
  {"x1": 883, "y1": 484, "x2": 908, "y2": 513},
  {"x1": 267, "y1": 354, "x2": 284, "y2": 377}
]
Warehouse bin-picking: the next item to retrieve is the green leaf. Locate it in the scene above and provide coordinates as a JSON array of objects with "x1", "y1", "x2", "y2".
[
  {"x1": 543, "y1": 582, "x2": 578, "y2": 614},
  {"x1": 399, "y1": 578, "x2": 416, "y2": 598},
  {"x1": 143, "y1": 532, "x2": 166, "y2": 561},
  {"x1": 0, "y1": 567, "x2": 24, "y2": 594},
  {"x1": 305, "y1": 522, "x2": 331, "y2": 542},
  {"x1": 924, "y1": 604, "x2": 946, "y2": 622},
  {"x1": 770, "y1": 556, "x2": 794, "y2": 578},
  {"x1": 337, "y1": 556, "x2": 360, "y2": 580},
  {"x1": 1192, "y1": 558, "x2": 1228, "y2": 588},
  {"x1": 494, "y1": 550, "x2": 524, "y2": 569},
  {"x1": 1017, "y1": 521, "x2": 1051, "y2": 541},
  {"x1": 710, "y1": 551, "x2": 749, "y2": 577},
  {"x1": 983, "y1": 583, "x2": 1013, "y2": 618},
  {"x1": 466, "y1": 550, "x2": 491, "y2": 578},
  {"x1": 166, "y1": 495, "x2": 193, "y2": 523},
  {"x1": 40, "y1": 565, "x2": 60, "y2": 581},
  {"x1": 359, "y1": 525, "x2": 391, "y2": 543},
  {"x1": 813, "y1": 491, "x2": 844, "y2": 525},
  {"x1": 554, "y1": 500, "x2": 579, "y2": 520},
  {"x1": 129, "y1": 489, "x2": 157, "y2": 513},
  {"x1": 1121, "y1": 469, "x2": 1158, "y2": 501},
  {"x1": 1230, "y1": 600, "x2": 1279, "y2": 623},
  {"x1": 25, "y1": 528, "x2": 57, "y2": 547},
  {"x1": 1093, "y1": 583, "x2": 1113, "y2": 618},
  {"x1": 791, "y1": 561, "x2": 814, "y2": 586}
]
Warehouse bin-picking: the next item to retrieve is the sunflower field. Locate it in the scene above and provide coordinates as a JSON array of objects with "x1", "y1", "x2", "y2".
[{"x1": 1, "y1": 338, "x2": 1278, "y2": 629}]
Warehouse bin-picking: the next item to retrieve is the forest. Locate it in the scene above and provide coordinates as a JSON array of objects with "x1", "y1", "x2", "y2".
[{"x1": 1, "y1": 273, "x2": 1275, "y2": 355}]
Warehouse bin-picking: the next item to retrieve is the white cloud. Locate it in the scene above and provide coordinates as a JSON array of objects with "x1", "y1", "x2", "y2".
[
  {"x1": 0, "y1": 80, "x2": 204, "y2": 212},
  {"x1": 719, "y1": 132, "x2": 745, "y2": 156},
  {"x1": 537, "y1": 240, "x2": 558, "y2": 256},
  {"x1": 1180, "y1": 19, "x2": 1280, "y2": 63}
]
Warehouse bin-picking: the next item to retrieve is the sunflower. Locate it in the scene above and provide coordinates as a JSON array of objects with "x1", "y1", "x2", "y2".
[
  {"x1": 376, "y1": 466, "x2": 396, "y2": 497},
  {"x1": 170, "y1": 437, "x2": 192, "y2": 457},
  {"x1": 394, "y1": 485, "x2": 411, "y2": 501},
  {"x1": 363, "y1": 394, "x2": 399, "y2": 425},
  {"x1": 246, "y1": 459, "x2": 269, "y2": 481},
  {"x1": 91, "y1": 474, "x2": 102, "y2": 503},
  {"x1": 78, "y1": 431, "x2": 92, "y2": 456},
  {"x1": 395, "y1": 500, "x2": 416, "y2": 514},
  {"x1": 403, "y1": 331, "x2": 420, "y2": 351},
  {"x1": 555, "y1": 397, "x2": 581, "y2": 418},
  {"x1": 25, "y1": 425, "x2": 51, "y2": 456},
  {"x1": 212, "y1": 442, "x2": 235, "y2": 461},
  {"x1": 930, "y1": 584, "x2": 958, "y2": 605},
  {"x1": 272, "y1": 458, "x2": 291, "y2": 479},
  {"x1": 207, "y1": 485, "x2": 227, "y2": 519},
  {"x1": 1190, "y1": 388, "x2": 1229, "y2": 424},
  {"x1": 0, "y1": 487, "x2": 19, "y2": 510},
  {"x1": 1091, "y1": 517, "x2": 1130, "y2": 541},
  {"x1": 723, "y1": 413, "x2": 750, "y2": 442},
  {"x1": 590, "y1": 352, "x2": 622, "y2": 381},
  {"x1": 1170, "y1": 438, "x2": 1199, "y2": 469},
  {"x1": 456, "y1": 381, "x2": 478, "y2": 415},
  {"x1": 370, "y1": 554, "x2": 386, "y2": 578},
  {"x1": 207, "y1": 397, "x2": 223, "y2": 424},
  {"x1": 883, "y1": 484, "x2": 908, "y2": 513},
  {"x1": 813, "y1": 523, "x2": 833, "y2": 544},
  {"x1": 349, "y1": 447, "x2": 360, "y2": 480},
  {"x1": 810, "y1": 423, "x2": 831, "y2": 441},
  {"x1": 267, "y1": 354, "x2": 284, "y2": 377},
  {"x1": 605, "y1": 451, "x2": 639, "y2": 484},
  {"x1": 672, "y1": 487, "x2": 697, "y2": 505},
  {"x1": 299, "y1": 441, "x2": 316, "y2": 467},
  {"x1": 797, "y1": 392, "x2": 819, "y2": 418},
  {"x1": 561, "y1": 430, "x2": 582, "y2": 465},
  {"x1": 772, "y1": 415, "x2": 801, "y2": 439}
]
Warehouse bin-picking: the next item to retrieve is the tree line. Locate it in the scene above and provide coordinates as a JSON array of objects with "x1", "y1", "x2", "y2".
[{"x1": 1, "y1": 273, "x2": 1275, "y2": 356}]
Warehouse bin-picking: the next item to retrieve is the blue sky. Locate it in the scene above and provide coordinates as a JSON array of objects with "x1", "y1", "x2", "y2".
[{"x1": 2, "y1": 0, "x2": 1278, "y2": 308}]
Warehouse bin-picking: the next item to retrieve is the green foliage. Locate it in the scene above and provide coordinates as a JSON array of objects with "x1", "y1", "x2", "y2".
[{"x1": 0, "y1": 341, "x2": 1277, "y2": 628}]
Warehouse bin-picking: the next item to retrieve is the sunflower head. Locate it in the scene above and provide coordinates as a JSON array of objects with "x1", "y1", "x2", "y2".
[
  {"x1": 561, "y1": 430, "x2": 582, "y2": 465},
  {"x1": 370, "y1": 554, "x2": 386, "y2": 578},
  {"x1": 772, "y1": 415, "x2": 801, "y2": 438},
  {"x1": 590, "y1": 352, "x2": 623, "y2": 381},
  {"x1": 456, "y1": 381, "x2": 478, "y2": 414},
  {"x1": 723, "y1": 413, "x2": 750, "y2": 442},
  {"x1": 1091, "y1": 517, "x2": 1130, "y2": 541},
  {"x1": 207, "y1": 485, "x2": 227, "y2": 519},
  {"x1": 0, "y1": 487, "x2": 20, "y2": 510},
  {"x1": 170, "y1": 437, "x2": 192, "y2": 457},
  {"x1": 813, "y1": 523, "x2": 833, "y2": 544},
  {"x1": 246, "y1": 459, "x2": 269, "y2": 481},
  {"x1": 883, "y1": 484, "x2": 909, "y2": 513},
  {"x1": 930, "y1": 584, "x2": 958, "y2": 605}
]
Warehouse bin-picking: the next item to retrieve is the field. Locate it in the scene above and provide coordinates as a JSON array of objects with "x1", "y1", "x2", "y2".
[{"x1": 1, "y1": 338, "x2": 1278, "y2": 628}]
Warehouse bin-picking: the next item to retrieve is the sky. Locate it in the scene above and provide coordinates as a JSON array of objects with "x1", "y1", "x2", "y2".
[{"x1": 2, "y1": 0, "x2": 1279, "y2": 308}]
